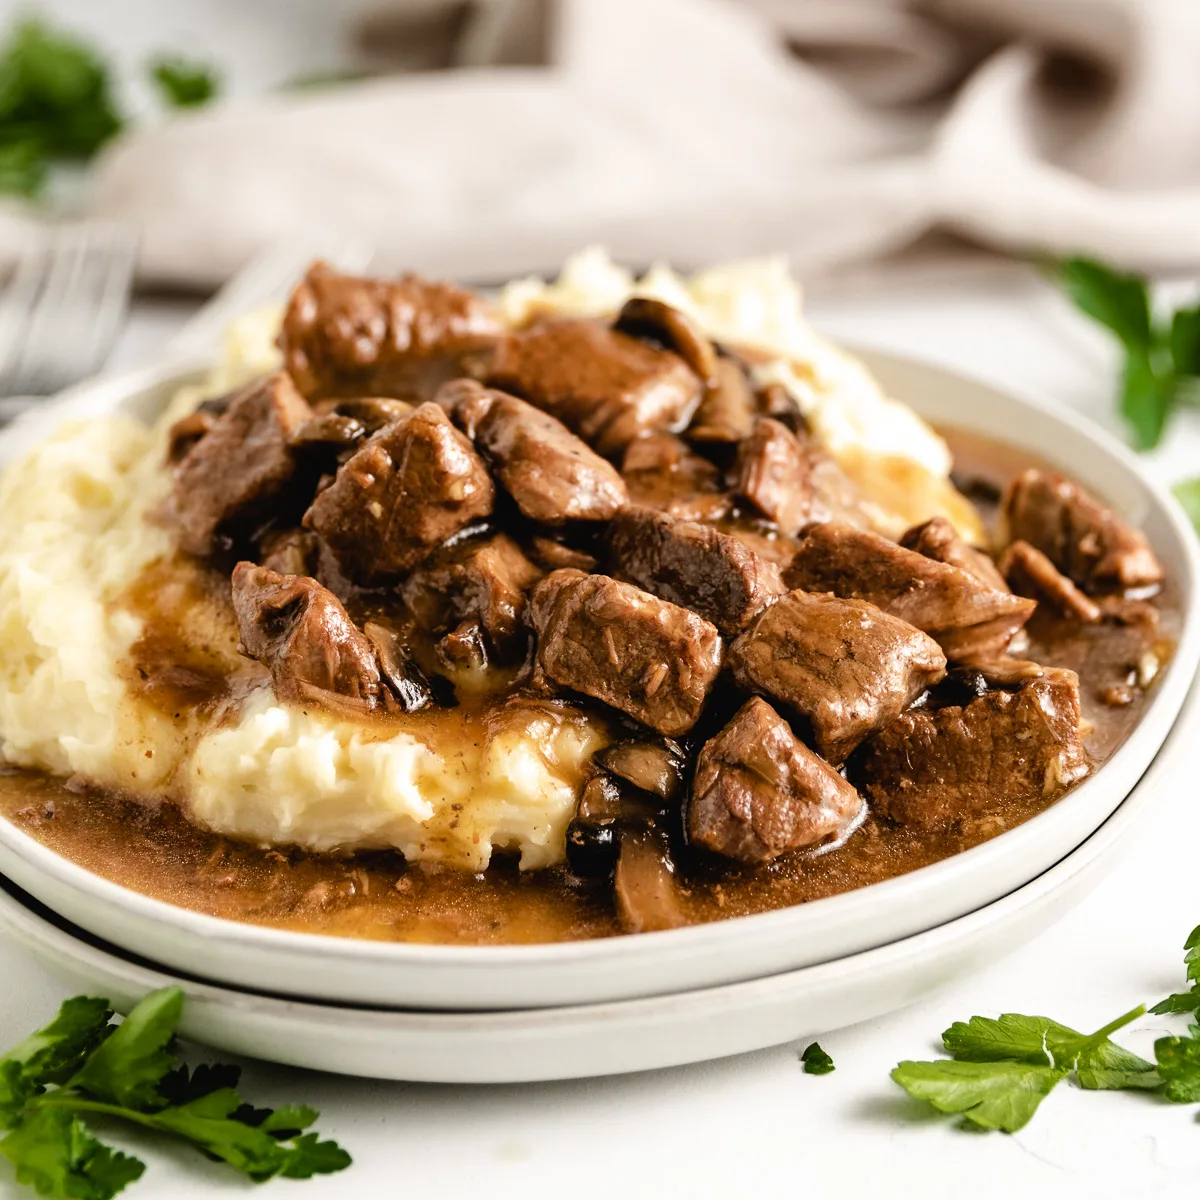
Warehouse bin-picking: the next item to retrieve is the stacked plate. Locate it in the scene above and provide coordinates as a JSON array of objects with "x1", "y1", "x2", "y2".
[{"x1": 1, "y1": 350, "x2": 1197, "y2": 1083}]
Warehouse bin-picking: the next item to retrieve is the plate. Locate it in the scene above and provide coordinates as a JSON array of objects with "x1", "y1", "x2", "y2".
[
  {"x1": 1, "y1": 678, "x2": 1193, "y2": 1084},
  {"x1": 0, "y1": 348, "x2": 1197, "y2": 1011}
]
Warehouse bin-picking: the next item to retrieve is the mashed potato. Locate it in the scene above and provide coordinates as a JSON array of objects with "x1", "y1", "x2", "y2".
[{"x1": 0, "y1": 251, "x2": 978, "y2": 871}]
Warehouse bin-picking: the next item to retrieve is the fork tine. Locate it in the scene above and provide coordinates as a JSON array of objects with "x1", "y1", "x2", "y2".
[
  {"x1": 0, "y1": 241, "x2": 51, "y2": 395},
  {"x1": 74, "y1": 224, "x2": 138, "y2": 382}
]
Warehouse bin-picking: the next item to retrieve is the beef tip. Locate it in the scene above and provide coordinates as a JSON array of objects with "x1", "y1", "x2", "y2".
[
  {"x1": 1001, "y1": 468, "x2": 1163, "y2": 590},
  {"x1": 485, "y1": 318, "x2": 703, "y2": 456},
  {"x1": 279, "y1": 261, "x2": 503, "y2": 401},
  {"x1": 444, "y1": 379, "x2": 628, "y2": 524},
  {"x1": 172, "y1": 373, "x2": 314, "y2": 557},
  {"x1": 529, "y1": 569, "x2": 723, "y2": 736},
  {"x1": 333, "y1": 397, "x2": 414, "y2": 433},
  {"x1": 999, "y1": 539, "x2": 1101, "y2": 623},
  {"x1": 902, "y1": 515, "x2": 1008, "y2": 593},
  {"x1": 728, "y1": 589, "x2": 946, "y2": 763},
  {"x1": 784, "y1": 522, "x2": 1035, "y2": 661},
  {"x1": 258, "y1": 528, "x2": 319, "y2": 577},
  {"x1": 622, "y1": 433, "x2": 730, "y2": 522},
  {"x1": 304, "y1": 401, "x2": 495, "y2": 582},
  {"x1": 362, "y1": 621, "x2": 432, "y2": 712},
  {"x1": 688, "y1": 696, "x2": 864, "y2": 864},
  {"x1": 756, "y1": 381, "x2": 806, "y2": 432},
  {"x1": 852, "y1": 668, "x2": 1089, "y2": 830},
  {"x1": 613, "y1": 828, "x2": 685, "y2": 933},
  {"x1": 687, "y1": 357, "x2": 757, "y2": 444},
  {"x1": 613, "y1": 297, "x2": 718, "y2": 385},
  {"x1": 231, "y1": 562, "x2": 383, "y2": 709},
  {"x1": 607, "y1": 506, "x2": 784, "y2": 636},
  {"x1": 733, "y1": 417, "x2": 814, "y2": 534},
  {"x1": 528, "y1": 536, "x2": 599, "y2": 574},
  {"x1": 595, "y1": 738, "x2": 685, "y2": 801},
  {"x1": 400, "y1": 532, "x2": 542, "y2": 661}
]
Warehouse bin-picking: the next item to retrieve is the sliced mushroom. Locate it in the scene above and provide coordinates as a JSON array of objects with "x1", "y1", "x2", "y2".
[
  {"x1": 334, "y1": 397, "x2": 415, "y2": 433},
  {"x1": 613, "y1": 828, "x2": 686, "y2": 933},
  {"x1": 290, "y1": 413, "x2": 367, "y2": 452},
  {"x1": 595, "y1": 739, "x2": 685, "y2": 800},
  {"x1": 363, "y1": 621, "x2": 433, "y2": 712},
  {"x1": 614, "y1": 297, "x2": 718, "y2": 386}
]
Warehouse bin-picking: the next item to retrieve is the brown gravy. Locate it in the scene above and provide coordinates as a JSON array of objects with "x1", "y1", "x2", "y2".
[{"x1": 0, "y1": 427, "x2": 1177, "y2": 945}]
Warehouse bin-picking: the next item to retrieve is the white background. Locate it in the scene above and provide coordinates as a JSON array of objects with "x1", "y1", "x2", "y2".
[{"x1": 4, "y1": 272, "x2": 1200, "y2": 1199}]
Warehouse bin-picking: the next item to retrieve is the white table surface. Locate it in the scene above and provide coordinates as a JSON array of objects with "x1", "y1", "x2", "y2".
[{"x1": 4, "y1": 272, "x2": 1200, "y2": 1200}]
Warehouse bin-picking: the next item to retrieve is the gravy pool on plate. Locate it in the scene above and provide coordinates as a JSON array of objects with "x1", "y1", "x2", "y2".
[{"x1": 0, "y1": 251, "x2": 1175, "y2": 942}]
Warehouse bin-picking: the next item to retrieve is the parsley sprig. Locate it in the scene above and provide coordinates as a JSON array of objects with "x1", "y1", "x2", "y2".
[
  {"x1": 0, "y1": 987, "x2": 350, "y2": 1198},
  {"x1": 1056, "y1": 257, "x2": 1200, "y2": 451},
  {"x1": 892, "y1": 923, "x2": 1200, "y2": 1132}
]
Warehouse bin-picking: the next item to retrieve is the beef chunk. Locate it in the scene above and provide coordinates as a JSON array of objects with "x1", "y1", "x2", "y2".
[
  {"x1": 622, "y1": 433, "x2": 730, "y2": 522},
  {"x1": 445, "y1": 380, "x2": 627, "y2": 524},
  {"x1": 304, "y1": 402, "x2": 495, "y2": 581},
  {"x1": 166, "y1": 410, "x2": 217, "y2": 465},
  {"x1": 529, "y1": 569, "x2": 723, "y2": 736},
  {"x1": 485, "y1": 318, "x2": 703, "y2": 456},
  {"x1": 728, "y1": 589, "x2": 946, "y2": 763},
  {"x1": 1000, "y1": 539, "x2": 1101, "y2": 622},
  {"x1": 853, "y1": 669, "x2": 1089, "y2": 830},
  {"x1": 400, "y1": 532, "x2": 542, "y2": 661},
  {"x1": 613, "y1": 297, "x2": 718, "y2": 385},
  {"x1": 595, "y1": 738, "x2": 685, "y2": 800},
  {"x1": 1001, "y1": 468, "x2": 1163, "y2": 590},
  {"x1": 902, "y1": 516, "x2": 1008, "y2": 593},
  {"x1": 279, "y1": 261, "x2": 503, "y2": 401},
  {"x1": 607, "y1": 506, "x2": 784, "y2": 635},
  {"x1": 784, "y1": 522, "x2": 1034, "y2": 661},
  {"x1": 687, "y1": 357, "x2": 757, "y2": 444},
  {"x1": 613, "y1": 829, "x2": 685, "y2": 933},
  {"x1": 733, "y1": 417, "x2": 813, "y2": 534},
  {"x1": 172, "y1": 374, "x2": 314, "y2": 557},
  {"x1": 688, "y1": 697, "x2": 863, "y2": 864},
  {"x1": 231, "y1": 562, "x2": 383, "y2": 708}
]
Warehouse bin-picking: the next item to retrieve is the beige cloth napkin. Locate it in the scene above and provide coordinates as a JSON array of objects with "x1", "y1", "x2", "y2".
[{"x1": 88, "y1": 0, "x2": 1200, "y2": 288}]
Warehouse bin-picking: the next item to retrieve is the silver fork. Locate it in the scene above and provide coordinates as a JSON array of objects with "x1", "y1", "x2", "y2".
[{"x1": 0, "y1": 220, "x2": 138, "y2": 419}]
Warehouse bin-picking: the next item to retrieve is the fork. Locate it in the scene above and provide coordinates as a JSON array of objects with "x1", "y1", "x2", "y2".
[{"x1": 0, "y1": 220, "x2": 138, "y2": 420}]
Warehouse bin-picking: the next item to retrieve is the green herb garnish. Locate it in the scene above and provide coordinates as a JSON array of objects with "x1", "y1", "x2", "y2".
[
  {"x1": 800, "y1": 1042, "x2": 835, "y2": 1075},
  {"x1": 0, "y1": 987, "x2": 350, "y2": 1198},
  {"x1": 149, "y1": 56, "x2": 219, "y2": 109},
  {"x1": 1056, "y1": 257, "x2": 1200, "y2": 451}
]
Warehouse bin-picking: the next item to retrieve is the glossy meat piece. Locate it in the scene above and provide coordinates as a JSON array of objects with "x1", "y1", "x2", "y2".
[
  {"x1": 728, "y1": 589, "x2": 947, "y2": 763},
  {"x1": 279, "y1": 261, "x2": 503, "y2": 401},
  {"x1": 687, "y1": 357, "x2": 757, "y2": 444},
  {"x1": 999, "y1": 539, "x2": 1101, "y2": 623},
  {"x1": 784, "y1": 522, "x2": 1035, "y2": 661},
  {"x1": 901, "y1": 515, "x2": 1008, "y2": 593},
  {"x1": 304, "y1": 402, "x2": 494, "y2": 581},
  {"x1": 446, "y1": 380, "x2": 627, "y2": 524},
  {"x1": 231, "y1": 562, "x2": 383, "y2": 709},
  {"x1": 400, "y1": 532, "x2": 542, "y2": 661},
  {"x1": 853, "y1": 668, "x2": 1088, "y2": 830},
  {"x1": 485, "y1": 318, "x2": 703, "y2": 456},
  {"x1": 1001, "y1": 468, "x2": 1163, "y2": 590},
  {"x1": 733, "y1": 417, "x2": 814, "y2": 534},
  {"x1": 689, "y1": 697, "x2": 863, "y2": 864},
  {"x1": 529, "y1": 569, "x2": 723, "y2": 736},
  {"x1": 172, "y1": 373, "x2": 314, "y2": 557},
  {"x1": 622, "y1": 433, "x2": 730, "y2": 522},
  {"x1": 606, "y1": 506, "x2": 785, "y2": 635}
]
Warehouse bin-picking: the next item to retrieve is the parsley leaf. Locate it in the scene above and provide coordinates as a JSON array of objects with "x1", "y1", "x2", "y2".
[
  {"x1": 0, "y1": 987, "x2": 351, "y2": 1198},
  {"x1": 1150, "y1": 925, "x2": 1200, "y2": 1016},
  {"x1": 1154, "y1": 1034, "x2": 1200, "y2": 1103},
  {"x1": 148, "y1": 57, "x2": 219, "y2": 109},
  {"x1": 893, "y1": 1005, "x2": 1150, "y2": 1131},
  {"x1": 891, "y1": 1059, "x2": 1066, "y2": 1132},
  {"x1": 800, "y1": 1042, "x2": 834, "y2": 1075},
  {"x1": 1055, "y1": 256, "x2": 1200, "y2": 451}
]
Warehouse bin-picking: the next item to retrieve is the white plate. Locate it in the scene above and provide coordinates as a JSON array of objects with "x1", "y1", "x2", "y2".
[
  {"x1": 0, "y1": 349, "x2": 1197, "y2": 1012},
  {"x1": 2, "y1": 678, "x2": 1194, "y2": 1084}
]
